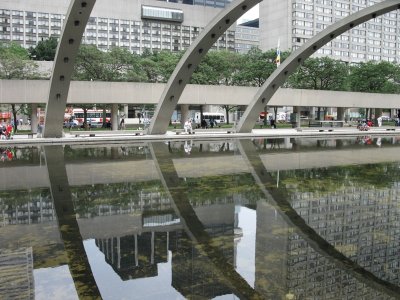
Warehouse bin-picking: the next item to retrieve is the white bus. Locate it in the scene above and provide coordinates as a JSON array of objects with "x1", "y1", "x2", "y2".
[{"x1": 194, "y1": 112, "x2": 225, "y2": 126}]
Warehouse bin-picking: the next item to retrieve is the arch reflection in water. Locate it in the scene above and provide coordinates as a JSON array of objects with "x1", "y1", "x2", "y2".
[{"x1": 0, "y1": 138, "x2": 400, "y2": 299}]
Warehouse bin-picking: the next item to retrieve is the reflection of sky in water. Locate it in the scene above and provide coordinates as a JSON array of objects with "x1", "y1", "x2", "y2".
[
  {"x1": 81, "y1": 206, "x2": 256, "y2": 300},
  {"x1": 84, "y1": 240, "x2": 184, "y2": 300},
  {"x1": 236, "y1": 206, "x2": 256, "y2": 288},
  {"x1": 34, "y1": 265, "x2": 78, "y2": 300}
]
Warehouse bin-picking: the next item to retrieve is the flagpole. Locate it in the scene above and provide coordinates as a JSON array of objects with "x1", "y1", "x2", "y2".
[{"x1": 276, "y1": 38, "x2": 281, "y2": 67}]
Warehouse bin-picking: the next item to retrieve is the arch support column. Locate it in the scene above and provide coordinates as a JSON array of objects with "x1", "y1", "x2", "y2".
[
  {"x1": 43, "y1": 0, "x2": 96, "y2": 138},
  {"x1": 111, "y1": 104, "x2": 118, "y2": 131},
  {"x1": 337, "y1": 107, "x2": 345, "y2": 127},
  {"x1": 180, "y1": 105, "x2": 190, "y2": 128},
  {"x1": 31, "y1": 104, "x2": 38, "y2": 134}
]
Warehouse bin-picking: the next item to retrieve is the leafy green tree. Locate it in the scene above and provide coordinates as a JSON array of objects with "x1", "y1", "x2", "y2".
[
  {"x1": 233, "y1": 47, "x2": 290, "y2": 87},
  {"x1": 0, "y1": 42, "x2": 38, "y2": 130},
  {"x1": 73, "y1": 45, "x2": 107, "y2": 81},
  {"x1": 148, "y1": 50, "x2": 181, "y2": 83},
  {"x1": 74, "y1": 45, "x2": 146, "y2": 81},
  {"x1": 191, "y1": 50, "x2": 242, "y2": 124},
  {"x1": 105, "y1": 47, "x2": 144, "y2": 81},
  {"x1": 0, "y1": 42, "x2": 38, "y2": 79},
  {"x1": 29, "y1": 37, "x2": 58, "y2": 61},
  {"x1": 287, "y1": 56, "x2": 349, "y2": 91},
  {"x1": 192, "y1": 50, "x2": 242, "y2": 85},
  {"x1": 287, "y1": 57, "x2": 349, "y2": 120},
  {"x1": 349, "y1": 60, "x2": 400, "y2": 93}
]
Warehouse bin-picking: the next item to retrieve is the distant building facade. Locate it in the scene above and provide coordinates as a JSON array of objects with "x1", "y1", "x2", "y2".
[
  {"x1": 0, "y1": 0, "x2": 236, "y2": 54},
  {"x1": 235, "y1": 19, "x2": 259, "y2": 53},
  {"x1": 260, "y1": 0, "x2": 399, "y2": 62}
]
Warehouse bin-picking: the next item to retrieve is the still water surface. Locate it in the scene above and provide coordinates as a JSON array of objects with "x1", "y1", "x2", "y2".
[{"x1": 1, "y1": 137, "x2": 400, "y2": 299}]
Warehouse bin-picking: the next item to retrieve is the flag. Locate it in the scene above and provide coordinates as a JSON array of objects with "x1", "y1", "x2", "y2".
[{"x1": 275, "y1": 39, "x2": 281, "y2": 67}]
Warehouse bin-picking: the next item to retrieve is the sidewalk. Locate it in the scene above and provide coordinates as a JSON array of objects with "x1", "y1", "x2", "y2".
[{"x1": 7, "y1": 125, "x2": 399, "y2": 145}]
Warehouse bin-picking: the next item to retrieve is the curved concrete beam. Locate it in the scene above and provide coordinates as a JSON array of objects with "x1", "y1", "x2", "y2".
[
  {"x1": 148, "y1": 0, "x2": 261, "y2": 134},
  {"x1": 43, "y1": 0, "x2": 96, "y2": 138},
  {"x1": 149, "y1": 142, "x2": 263, "y2": 299},
  {"x1": 236, "y1": 0, "x2": 400, "y2": 133},
  {"x1": 44, "y1": 145, "x2": 101, "y2": 298}
]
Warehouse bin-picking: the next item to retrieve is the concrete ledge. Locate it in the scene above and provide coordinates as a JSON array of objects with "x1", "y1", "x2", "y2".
[{"x1": 174, "y1": 129, "x2": 194, "y2": 135}]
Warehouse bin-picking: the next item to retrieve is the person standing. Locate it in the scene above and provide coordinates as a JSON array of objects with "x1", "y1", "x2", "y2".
[
  {"x1": 377, "y1": 115, "x2": 383, "y2": 127},
  {"x1": 184, "y1": 119, "x2": 194, "y2": 134},
  {"x1": 120, "y1": 117, "x2": 125, "y2": 130}
]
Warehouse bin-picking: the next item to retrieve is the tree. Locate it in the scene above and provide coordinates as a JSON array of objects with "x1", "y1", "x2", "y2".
[
  {"x1": 288, "y1": 56, "x2": 349, "y2": 91},
  {"x1": 148, "y1": 50, "x2": 181, "y2": 83},
  {"x1": 191, "y1": 51, "x2": 242, "y2": 124},
  {"x1": 29, "y1": 37, "x2": 58, "y2": 61},
  {"x1": 287, "y1": 57, "x2": 349, "y2": 120},
  {"x1": 233, "y1": 47, "x2": 290, "y2": 87},
  {"x1": 349, "y1": 60, "x2": 400, "y2": 94},
  {"x1": 0, "y1": 42, "x2": 38, "y2": 131},
  {"x1": 192, "y1": 50, "x2": 242, "y2": 85},
  {"x1": 349, "y1": 61, "x2": 400, "y2": 121},
  {"x1": 0, "y1": 42, "x2": 38, "y2": 79},
  {"x1": 73, "y1": 45, "x2": 108, "y2": 81}
]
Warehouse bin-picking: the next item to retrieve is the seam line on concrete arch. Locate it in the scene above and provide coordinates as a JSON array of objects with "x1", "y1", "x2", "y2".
[
  {"x1": 236, "y1": 0, "x2": 400, "y2": 133},
  {"x1": 147, "y1": 0, "x2": 261, "y2": 135}
]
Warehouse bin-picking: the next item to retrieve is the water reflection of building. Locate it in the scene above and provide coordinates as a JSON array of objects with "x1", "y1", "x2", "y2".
[
  {"x1": 0, "y1": 189, "x2": 54, "y2": 226},
  {"x1": 0, "y1": 247, "x2": 34, "y2": 299},
  {"x1": 94, "y1": 203, "x2": 236, "y2": 298},
  {"x1": 96, "y1": 232, "x2": 169, "y2": 280},
  {"x1": 283, "y1": 184, "x2": 400, "y2": 299}
]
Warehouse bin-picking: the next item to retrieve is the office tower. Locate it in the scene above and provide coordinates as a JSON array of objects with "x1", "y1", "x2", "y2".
[
  {"x1": 0, "y1": 0, "x2": 237, "y2": 54},
  {"x1": 260, "y1": 0, "x2": 398, "y2": 62}
]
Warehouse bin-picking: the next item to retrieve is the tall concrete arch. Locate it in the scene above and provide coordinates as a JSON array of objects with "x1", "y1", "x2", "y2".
[
  {"x1": 236, "y1": 0, "x2": 400, "y2": 133},
  {"x1": 43, "y1": 0, "x2": 96, "y2": 138},
  {"x1": 148, "y1": 0, "x2": 261, "y2": 135}
]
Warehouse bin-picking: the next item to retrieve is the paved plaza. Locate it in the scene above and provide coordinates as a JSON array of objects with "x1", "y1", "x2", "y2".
[{"x1": 2, "y1": 126, "x2": 398, "y2": 145}]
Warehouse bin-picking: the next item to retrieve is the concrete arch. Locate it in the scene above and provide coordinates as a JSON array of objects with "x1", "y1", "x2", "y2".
[
  {"x1": 43, "y1": 0, "x2": 96, "y2": 138},
  {"x1": 148, "y1": 0, "x2": 261, "y2": 135},
  {"x1": 236, "y1": 0, "x2": 400, "y2": 133}
]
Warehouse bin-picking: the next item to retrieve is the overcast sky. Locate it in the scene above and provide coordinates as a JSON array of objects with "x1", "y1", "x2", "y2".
[{"x1": 237, "y1": 4, "x2": 259, "y2": 23}]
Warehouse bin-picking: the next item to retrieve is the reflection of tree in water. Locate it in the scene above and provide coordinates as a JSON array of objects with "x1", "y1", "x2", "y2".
[
  {"x1": 0, "y1": 189, "x2": 53, "y2": 224},
  {"x1": 70, "y1": 174, "x2": 263, "y2": 217},
  {"x1": 70, "y1": 181, "x2": 169, "y2": 217},
  {"x1": 185, "y1": 174, "x2": 264, "y2": 205},
  {"x1": 63, "y1": 145, "x2": 150, "y2": 161},
  {"x1": 277, "y1": 162, "x2": 400, "y2": 193}
]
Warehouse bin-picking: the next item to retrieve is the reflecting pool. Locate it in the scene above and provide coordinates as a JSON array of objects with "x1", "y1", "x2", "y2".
[{"x1": 1, "y1": 136, "x2": 400, "y2": 299}]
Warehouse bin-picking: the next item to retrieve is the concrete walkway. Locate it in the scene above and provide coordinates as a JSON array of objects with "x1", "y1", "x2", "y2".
[{"x1": 4, "y1": 126, "x2": 399, "y2": 145}]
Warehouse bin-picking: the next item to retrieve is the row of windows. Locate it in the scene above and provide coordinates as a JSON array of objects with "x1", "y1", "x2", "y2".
[{"x1": 0, "y1": 9, "x2": 62, "y2": 19}]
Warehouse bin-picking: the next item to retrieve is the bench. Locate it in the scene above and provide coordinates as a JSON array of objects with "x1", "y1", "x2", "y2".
[
  {"x1": 174, "y1": 129, "x2": 194, "y2": 135},
  {"x1": 75, "y1": 133, "x2": 96, "y2": 137},
  {"x1": 28, "y1": 133, "x2": 34, "y2": 138},
  {"x1": 297, "y1": 128, "x2": 333, "y2": 132}
]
